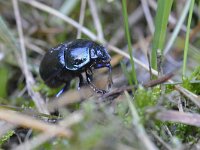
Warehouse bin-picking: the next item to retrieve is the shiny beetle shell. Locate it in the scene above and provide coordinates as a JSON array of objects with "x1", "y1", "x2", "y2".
[{"x1": 39, "y1": 39, "x2": 112, "y2": 92}]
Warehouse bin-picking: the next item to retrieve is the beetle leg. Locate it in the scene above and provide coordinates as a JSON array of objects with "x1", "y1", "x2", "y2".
[
  {"x1": 85, "y1": 69, "x2": 93, "y2": 84},
  {"x1": 107, "y1": 65, "x2": 113, "y2": 89},
  {"x1": 56, "y1": 81, "x2": 70, "y2": 97},
  {"x1": 93, "y1": 63, "x2": 113, "y2": 89},
  {"x1": 86, "y1": 69, "x2": 106, "y2": 94},
  {"x1": 78, "y1": 74, "x2": 84, "y2": 90}
]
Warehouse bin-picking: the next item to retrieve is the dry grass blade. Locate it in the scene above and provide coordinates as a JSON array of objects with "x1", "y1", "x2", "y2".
[
  {"x1": 107, "y1": 44, "x2": 159, "y2": 76},
  {"x1": 88, "y1": 0, "x2": 104, "y2": 41},
  {"x1": 155, "y1": 110, "x2": 200, "y2": 127},
  {"x1": 15, "y1": 111, "x2": 83, "y2": 150},
  {"x1": 12, "y1": 0, "x2": 48, "y2": 114},
  {"x1": 140, "y1": 0, "x2": 154, "y2": 34},
  {"x1": 175, "y1": 85, "x2": 200, "y2": 108},
  {"x1": 0, "y1": 109, "x2": 72, "y2": 138},
  {"x1": 25, "y1": 41, "x2": 45, "y2": 55},
  {"x1": 109, "y1": 5, "x2": 144, "y2": 45},
  {"x1": 19, "y1": 0, "x2": 97, "y2": 40},
  {"x1": 77, "y1": 0, "x2": 87, "y2": 38}
]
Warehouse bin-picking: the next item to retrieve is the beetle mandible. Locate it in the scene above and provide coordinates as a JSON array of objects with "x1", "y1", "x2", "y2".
[{"x1": 39, "y1": 39, "x2": 113, "y2": 97}]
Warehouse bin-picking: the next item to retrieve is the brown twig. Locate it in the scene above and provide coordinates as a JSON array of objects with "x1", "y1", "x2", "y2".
[
  {"x1": 101, "y1": 72, "x2": 175, "y2": 101},
  {"x1": 143, "y1": 72, "x2": 174, "y2": 88}
]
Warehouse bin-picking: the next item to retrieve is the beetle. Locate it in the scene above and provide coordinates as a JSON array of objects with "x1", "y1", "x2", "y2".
[{"x1": 39, "y1": 39, "x2": 112, "y2": 97}]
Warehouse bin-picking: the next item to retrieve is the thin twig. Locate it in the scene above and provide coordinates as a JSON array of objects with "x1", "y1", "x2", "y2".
[
  {"x1": 100, "y1": 73, "x2": 174, "y2": 101},
  {"x1": 143, "y1": 72, "x2": 174, "y2": 88}
]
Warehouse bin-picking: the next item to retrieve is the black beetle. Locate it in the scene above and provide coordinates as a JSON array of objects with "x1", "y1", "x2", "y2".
[{"x1": 39, "y1": 39, "x2": 112, "y2": 97}]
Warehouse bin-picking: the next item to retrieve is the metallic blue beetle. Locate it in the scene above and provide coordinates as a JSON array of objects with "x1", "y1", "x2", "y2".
[{"x1": 39, "y1": 39, "x2": 112, "y2": 96}]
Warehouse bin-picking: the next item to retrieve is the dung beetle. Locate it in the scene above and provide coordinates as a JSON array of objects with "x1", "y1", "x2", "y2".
[{"x1": 39, "y1": 39, "x2": 112, "y2": 97}]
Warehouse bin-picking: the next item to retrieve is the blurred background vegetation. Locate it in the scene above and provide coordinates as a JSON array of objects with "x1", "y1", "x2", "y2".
[{"x1": 0, "y1": 0, "x2": 200, "y2": 149}]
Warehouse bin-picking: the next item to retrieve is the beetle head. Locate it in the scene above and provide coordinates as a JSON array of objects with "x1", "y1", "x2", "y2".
[
  {"x1": 90, "y1": 44, "x2": 113, "y2": 88},
  {"x1": 90, "y1": 45, "x2": 111, "y2": 69}
]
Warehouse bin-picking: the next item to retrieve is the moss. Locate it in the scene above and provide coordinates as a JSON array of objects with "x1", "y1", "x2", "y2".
[{"x1": 0, "y1": 130, "x2": 15, "y2": 146}]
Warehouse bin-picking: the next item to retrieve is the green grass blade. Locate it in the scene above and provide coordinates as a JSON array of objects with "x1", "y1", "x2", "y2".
[
  {"x1": 182, "y1": 0, "x2": 195, "y2": 78},
  {"x1": 121, "y1": 0, "x2": 138, "y2": 85},
  {"x1": 164, "y1": 0, "x2": 191, "y2": 55},
  {"x1": 151, "y1": 0, "x2": 173, "y2": 70},
  {"x1": 0, "y1": 16, "x2": 19, "y2": 66},
  {"x1": 0, "y1": 66, "x2": 8, "y2": 98}
]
